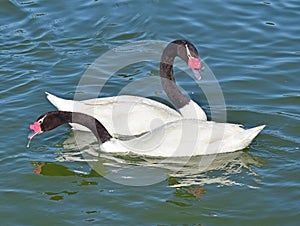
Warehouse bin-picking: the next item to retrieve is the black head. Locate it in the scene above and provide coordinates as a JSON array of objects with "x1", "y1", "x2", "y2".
[
  {"x1": 173, "y1": 40, "x2": 199, "y2": 62},
  {"x1": 28, "y1": 111, "x2": 71, "y2": 140},
  {"x1": 161, "y1": 40, "x2": 202, "y2": 80},
  {"x1": 40, "y1": 111, "x2": 71, "y2": 131},
  {"x1": 28, "y1": 111, "x2": 112, "y2": 146}
]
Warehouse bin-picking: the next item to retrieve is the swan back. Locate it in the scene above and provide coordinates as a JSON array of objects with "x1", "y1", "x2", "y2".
[
  {"x1": 101, "y1": 120, "x2": 265, "y2": 157},
  {"x1": 46, "y1": 92, "x2": 181, "y2": 136}
]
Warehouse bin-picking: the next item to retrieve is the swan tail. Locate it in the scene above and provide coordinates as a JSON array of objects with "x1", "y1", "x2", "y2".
[
  {"x1": 45, "y1": 92, "x2": 74, "y2": 111},
  {"x1": 243, "y1": 125, "x2": 265, "y2": 145}
]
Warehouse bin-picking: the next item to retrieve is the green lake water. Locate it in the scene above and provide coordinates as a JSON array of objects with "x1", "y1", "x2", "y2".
[{"x1": 1, "y1": 0, "x2": 299, "y2": 225}]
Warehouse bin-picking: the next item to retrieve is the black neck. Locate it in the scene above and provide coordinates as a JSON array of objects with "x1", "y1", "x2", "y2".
[
  {"x1": 47, "y1": 111, "x2": 112, "y2": 143},
  {"x1": 160, "y1": 40, "x2": 192, "y2": 109}
]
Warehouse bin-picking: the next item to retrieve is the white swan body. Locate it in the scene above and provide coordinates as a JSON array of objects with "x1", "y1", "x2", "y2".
[{"x1": 100, "y1": 120, "x2": 265, "y2": 157}]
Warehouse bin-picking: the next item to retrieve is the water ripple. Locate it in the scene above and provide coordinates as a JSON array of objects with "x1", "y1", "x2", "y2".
[{"x1": 1, "y1": 0, "x2": 300, "y2": 225}]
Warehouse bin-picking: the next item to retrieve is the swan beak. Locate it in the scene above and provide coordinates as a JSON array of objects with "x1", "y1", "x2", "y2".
[
  {"x1": 28, "y1": 122, "x2": 42, "y2": 140},
  {"x1": 192, "y1": 69, "x2": 202, "y2": 80}
]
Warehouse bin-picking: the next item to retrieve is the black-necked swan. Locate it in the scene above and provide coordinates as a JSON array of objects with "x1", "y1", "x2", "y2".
[
  {"x1": 45, "y1": 40, "x2": 207, "y2": 136},
  {"x1": 28, "y1": 111, "x2": 265, "y2": 157}
]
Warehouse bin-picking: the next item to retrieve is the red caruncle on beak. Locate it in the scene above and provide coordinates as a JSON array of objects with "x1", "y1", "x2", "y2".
[
  {"x1": 188, "y1": 57, "x2": 202, "y2": 70},
  {"x1": 28, "y1": 122, "x2": 42, "y2": 140}
]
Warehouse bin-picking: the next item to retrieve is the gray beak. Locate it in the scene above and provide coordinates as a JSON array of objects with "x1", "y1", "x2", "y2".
[{"x1": 192, "y1": 69, "x2": 202, "y2": 80}]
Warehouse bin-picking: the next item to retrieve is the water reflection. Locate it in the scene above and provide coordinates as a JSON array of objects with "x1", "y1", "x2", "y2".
[
  {"x1": 31, "y1": 161, "x2": 101, "y2": 177},
  {"x1": 32, "y1": 132, "x2": 263, "y2": 188}
]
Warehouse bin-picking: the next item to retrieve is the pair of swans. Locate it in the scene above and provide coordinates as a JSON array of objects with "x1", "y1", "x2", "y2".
[{"x1": 28, "y1": 40, "x2": 264, "y2": 157}]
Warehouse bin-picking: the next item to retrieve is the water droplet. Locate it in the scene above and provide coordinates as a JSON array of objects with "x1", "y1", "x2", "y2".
[{"x1": 27, "y1": 139, "x2": 31, "y2": 148}]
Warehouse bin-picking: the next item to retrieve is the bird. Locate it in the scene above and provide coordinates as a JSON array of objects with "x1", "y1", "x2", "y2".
[
  {"x1": 45, "y1": 40, "x2": 207, "y2": 137},
  {"x1": 28, "y1": 111, "x2": 265, "y2": 157}
]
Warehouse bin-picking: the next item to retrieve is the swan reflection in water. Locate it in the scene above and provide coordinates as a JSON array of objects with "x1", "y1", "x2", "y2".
[{"x1": 32, "y1": 131, "x2": 263, "y2": 189}]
